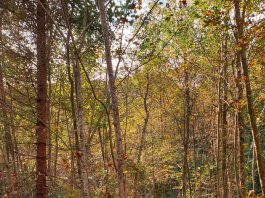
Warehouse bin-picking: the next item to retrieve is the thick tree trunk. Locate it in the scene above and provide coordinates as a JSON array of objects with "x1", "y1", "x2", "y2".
[
  {"x1": 98, "y1": 0, "x2": 126, "y2": 197},
  {"x1": 36, "y1": 0, "x2": 48, "y2": 197}
]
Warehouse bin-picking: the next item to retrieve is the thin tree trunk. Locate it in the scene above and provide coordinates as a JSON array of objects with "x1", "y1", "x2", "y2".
[
  {"x1": 182, "y1": 70, "x2": 191, "y2": 198},
  {"x1": 221, "y1": 36, "x2": 228, "y2": 198},
  {"x1": 98, "y1": 0, "x2": 126, "y2": 196},
  {"x1": 242, "y1": 51, "x2": 265, "y2": 195},
  {"x1": 216, "y1": 64, "x2": 222, "y2": 198},
  {"x1": 233, "y1": 112, "x2": 240, "y2": 197},
  {"x1": 73, "y1": 59, "x2": 90, "y2": 197},
  {"x1": 65, "y1": 33, "x2": 82, "y2": 181},
  {"x1": 54, "y1": 90, "x2": 61, "y2": 178},
  {"x1": 234, "y1": 50, "x2": 246, "y2": 198},
  {"x1": 8, "y1": 85, "x2": 22, "y2": 172},
  {"x1": 98, "y1": 127, "x2": 111, "y2": 197},
  {"x1": 36, "y1": 0, "x2": 48, "y2": 196},
  {"x1": 72, "y1": 3, "x2": 90, "y2": 190},
  {"x1": 252, "y1": 143, "x2": 255, "y2": 196},
  {"x1": 192, "y1": 96, "x2": 197, "y2": 196},
  {"x1": 64, "y1": 102, "x2": 75, "y2": 188}
]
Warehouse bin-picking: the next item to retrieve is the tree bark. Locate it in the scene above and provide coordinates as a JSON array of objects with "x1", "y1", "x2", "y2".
[
  {"x1": 221, "y1": 36, "x2": 228, "y2": 198},
  {"x1": 36, "y1": 0, "x2": 48, "y2": 197},
  {"x1": 234, "y1": 42, "x2": 246, "y2": 198},
  {"x1": 233, "y1": 0, "x2": 265, "y2": 195},
  {"x1": 73, "y1": 59, "x2": 90, "y2": 197},
  {"x1": 98, "y1": 0, "x2": 126, "y2": 197},
  {"x1": 233, "y1": 2, "x2": 246, "y2": 197},
  {"x1": 65, "y1": 33, "x2": 82, "y2": 181},
  {"x1": 182, "y1": 70, "x2": 191, "y2": 198},
  {"x1": 216, "y1": 64, "x2": 222, "y2": 198}
]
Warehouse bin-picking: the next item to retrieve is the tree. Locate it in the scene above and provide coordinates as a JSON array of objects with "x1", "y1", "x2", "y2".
[
  {"x1": 1, "y1": 0, "x2": 265, "y2": 197},
  {"x1": 98, "y1": 0, "x2": 126, "y2": 197},
  {"x1": 36, "y1": 0, "x2": 48, "y2": 197},
  {"x1": 233, "y1": 0, "x2": 265, "y2": 196}
]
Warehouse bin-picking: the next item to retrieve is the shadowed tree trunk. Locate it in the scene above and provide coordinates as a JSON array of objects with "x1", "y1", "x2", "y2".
[{"x1": 36, "y1": 0, "x2": 48, "y2": 197}]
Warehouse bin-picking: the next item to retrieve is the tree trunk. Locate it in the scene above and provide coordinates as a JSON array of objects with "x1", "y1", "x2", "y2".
[
  {"x1": 242, "y1": 45, "x2": 265, "y2": 196},
  {"x1": 216, "y1": 64, "x2": 222, "y2": 198},
  {"x1": 65, "y1": 33, "x2": 82, "y2": 181},
  {"x1": 8, "y1": 85, "x2": 22, "y2": 172},
  {"x1": 233, "y1": 2, "x2": 246, "y2": 197},
  {"x1": 98, "y1": 0, "x2": 126, "y2": 197},
  {"x1": 252, "y1": 144, "x2": 256, "y2": 196},
  {"x1": 233, "y1": 0, "x2": 265, "y2": 195},
  {"x1": 221, "y1": 36, "x2": 228, "y2": 198},
  {"x1": 182, "y1": 70, "x2": 191, "y2": 198},
  {"x1": 36, "y1": 0, "x2": 48, "y2": 197},
  {"x1": 73, "y1": 59, "x2": 90, "y2": 197},
  {"x1": 234, "y1": 45, "x2": 246, "y2": 198},
  {"x1": 54, "y1": 101, "x2": 61, "y2": 178},
  {"x1": 47, "y1": 64, "x2": 52, "y2": 178}
]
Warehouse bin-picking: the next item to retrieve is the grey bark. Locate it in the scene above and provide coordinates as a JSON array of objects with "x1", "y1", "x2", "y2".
[{"x1": 98, "y1": 0, "x2": 126, "y2": 196}]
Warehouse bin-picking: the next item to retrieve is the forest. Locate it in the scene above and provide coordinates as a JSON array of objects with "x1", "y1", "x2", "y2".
[{"x1": 0, "y1": 0, "x2": 265, "y2": 197}]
